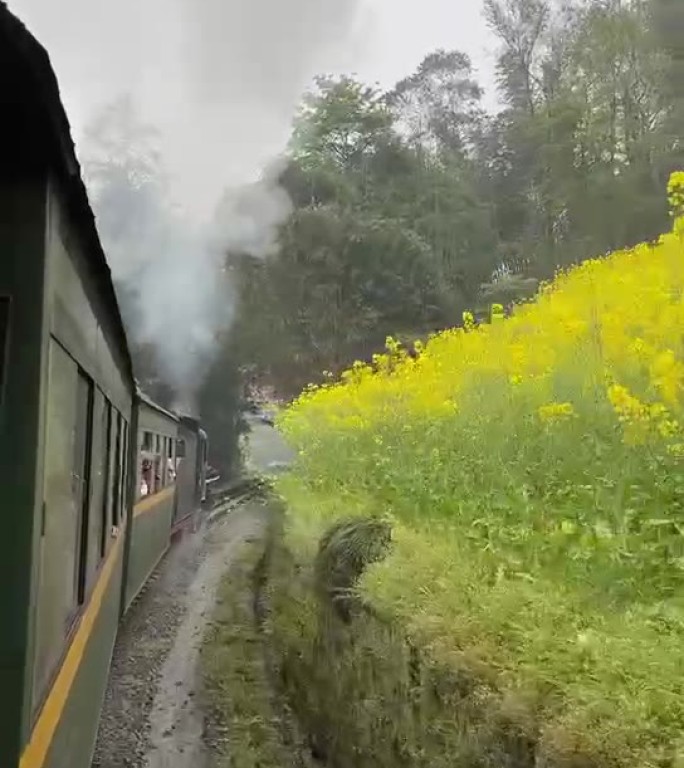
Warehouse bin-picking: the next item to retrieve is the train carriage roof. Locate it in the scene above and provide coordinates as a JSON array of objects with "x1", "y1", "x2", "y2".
[
  {"x1": 136, "y1": 389, "x2": 180, "y2": 423},
  {"x1": 0, "y1": 2, "x2": 135, "y2": 385}
]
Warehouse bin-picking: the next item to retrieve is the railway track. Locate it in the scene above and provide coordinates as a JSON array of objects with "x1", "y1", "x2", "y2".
[{"x1": 207, "y1": 476, "x2": 270, "y2": 523}]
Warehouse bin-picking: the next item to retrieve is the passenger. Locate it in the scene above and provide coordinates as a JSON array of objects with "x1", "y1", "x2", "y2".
[
  {"x1": 167, "y1": 456, "x2": 176, "y2": 482},
  {"x1": 141, "y1": 457, "x2": 152, "y2": 497}
]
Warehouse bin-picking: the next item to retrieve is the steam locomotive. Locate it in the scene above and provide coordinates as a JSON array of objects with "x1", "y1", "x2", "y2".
[{"x1": 0, "y1": 6, "x2": 214, "y2": 767}]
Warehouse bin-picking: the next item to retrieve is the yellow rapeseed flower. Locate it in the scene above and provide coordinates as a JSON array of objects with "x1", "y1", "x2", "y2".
[
  {"x1": 667, "y1": 171, "x2": 684, "y2": 217},
  {"x1": 538, "y1": 402, "x2": 576, "y2": 424},
  {"x1": 284, "y1": 172, "x2": 684, "y2": 461}
]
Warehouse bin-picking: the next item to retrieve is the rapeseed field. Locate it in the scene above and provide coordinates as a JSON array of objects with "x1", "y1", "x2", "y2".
[{"x1": 278, "y1": 174, "x2": 684, "y2": 766}]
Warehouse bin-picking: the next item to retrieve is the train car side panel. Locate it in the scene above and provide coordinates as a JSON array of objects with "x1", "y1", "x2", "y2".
[
  {"x1": 124, "y1": 494, "x2": 175, "y2": 610},
  {"x1": 123, "y1": 398, "x2": 178, "y2": 611},
  {"x1": 0, "y1": 169, "x2": 49, "y2": 765},
  {"x1": 20, "y1": 179, "x2": 135, "y2": 768},
  {"x1": 21, "y1": 540, "x2": 125, "y2": 768},
  {"x1": 1, "y1": 7, "x2": 138, "y2": 768}
]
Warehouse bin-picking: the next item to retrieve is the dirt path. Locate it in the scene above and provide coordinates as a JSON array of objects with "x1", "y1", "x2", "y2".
[{"x1": 92, "y1": 505, "x2": 269, "y2": 768}]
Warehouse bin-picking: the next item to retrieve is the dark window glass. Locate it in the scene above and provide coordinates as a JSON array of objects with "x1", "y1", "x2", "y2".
[
  {"x1": 103, "y1": 402, "x2": 117, "y2": 554},
  {"x1": 143, "y1": 431, "x2": 153, "y2": 451},
  {"x1": 111, "y1": 412, "x2": 123, "y2": 528},
  {"x1": 119, "y1": 419, "x2": 129, "y2": 520},
  {"x1": 85, "y1": 391, "x2": 108, "y2": 585},
  {"x1": 0, "y1": 296, "x2": 9, "y2": 406}
]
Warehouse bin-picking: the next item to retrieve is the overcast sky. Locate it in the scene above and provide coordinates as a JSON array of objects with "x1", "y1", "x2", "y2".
[
  {"x1": 361, "y1": 0, "x2": 498, "y2": 100},
  {"x1": 8, "y1": 0, "x2": 499, "y2": 219}
]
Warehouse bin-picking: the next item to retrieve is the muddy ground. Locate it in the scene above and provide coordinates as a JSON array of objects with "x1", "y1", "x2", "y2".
[
  {"x1": 92, "y1": 505, "x2": 270, "y2": 768},
  {"x1": 92, "y1": 418, "x2": 290, "y2": 768}
]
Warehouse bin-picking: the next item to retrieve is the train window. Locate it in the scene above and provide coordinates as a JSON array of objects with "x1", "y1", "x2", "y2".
[
  {"x1": 177, "y1": 438, "x2": 186, "y2": 458},
  {"x1": 104, "y1": 403, "x2": 118, "y2": 551},
  {"x1": 119, "y1": 419, "x2": 129, "y2": 520},
  {"x1": 168, "y1": 438, "x2": 176, "y2": 483},
  {"x1": 140, "y1": 452, "x2": 153, "y2": 498},
  {"x1": 0, "y1": 296, "x2": 10, "y2": 407},
  {"x1": 143, "y1": 431, "x2": 153, "y2": 451},
  {"x1": 85, "y1": 391, "x2": 109, "y2": 590},
  {"x1": 161, "y1": 436, "x2": 168, "y2": 486},
  {"x1": 32, "y1": 341, "x2": 92, "y2": 708},
  {"x1": 111, "y1": 412, "x2": 123, "y2": 528},
  {"x1": 158, "y1": 437, "x2": 165, "y2": 487},
  {"x1": 153, "y1": 442, "x2": 162, "y2": 491},
  {"x1": 138, "y1": 431, "x2": 178, "y2": 495}
]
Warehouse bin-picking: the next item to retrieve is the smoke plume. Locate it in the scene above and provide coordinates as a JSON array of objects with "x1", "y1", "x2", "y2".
[{"x1": 10, "y1": 0, "x2": 366, "y2": 407}]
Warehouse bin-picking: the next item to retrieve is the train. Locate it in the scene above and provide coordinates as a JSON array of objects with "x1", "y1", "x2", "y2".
[{"x1": 0, "y1": 5, "x2": 216, "y2": 767}]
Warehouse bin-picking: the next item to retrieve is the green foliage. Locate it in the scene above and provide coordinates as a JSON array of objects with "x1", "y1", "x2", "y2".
[
  {"x1": 268, "y1": 532, "x2": 521, "y2": 768},
  {"x1": 387, "y1": 49, "x2": 483, "y2": 154},
  {"x1": 477, "y1": 0, "x2": 672, "y2": 277},
  {"x1": 233, "y1": 74, "x2": 497, "y2": 392},
  {"x1": 291, "y1": 76, "x2": 393, "y2": 172},
  {"x1": 271, "y1": 474, "x2": 684, "y2": 767},
  {"x1": 274, "y1": 470, "x2": 684, "y2": 767},
  {"x1": 232, "y1": 0, "x2": 684, "y2": 397},
  {"x1": 234, "y1": 4, "x2": 684, "y2": 764}
]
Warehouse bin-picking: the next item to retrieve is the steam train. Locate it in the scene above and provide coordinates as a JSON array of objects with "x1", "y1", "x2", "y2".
[{"x1": 0, "y1": 6, "x2": 214, "y2": 767}]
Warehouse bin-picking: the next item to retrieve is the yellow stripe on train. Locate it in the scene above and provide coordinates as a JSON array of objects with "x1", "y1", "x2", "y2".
[
  {"x1": 133, "y1": 485, "x2": 176, "y2": 519},
  {"x1": 19, "y1": 537, "x2": 123, "y2": 768}
]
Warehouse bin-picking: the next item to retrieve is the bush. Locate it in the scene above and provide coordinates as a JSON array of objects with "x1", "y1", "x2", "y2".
[{"x1": 277, "y1": 174, "x2": 684, "y2": 767}]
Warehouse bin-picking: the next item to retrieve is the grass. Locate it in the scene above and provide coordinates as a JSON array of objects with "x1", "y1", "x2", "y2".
[
  {"x1": 276, "y1": 476, "x2": 684, "y2": 766},
  {"x1": 274, "y1": 178, "x2": 684, "y2": 767},
  {"x1": 267, "y1": 482, "x2": 563, "y2": 768},
  {"x1": 201, "y1": 519, "x2": 288, "y2": 768}
]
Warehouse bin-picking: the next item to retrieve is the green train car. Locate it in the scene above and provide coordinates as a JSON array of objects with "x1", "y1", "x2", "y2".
[{"x1": 0, "y1": 6, "x2": 212, "y2": 768}]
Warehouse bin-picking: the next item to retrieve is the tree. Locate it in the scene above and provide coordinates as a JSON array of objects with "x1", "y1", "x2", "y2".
[
  {"x1": 651, "y1": 0, "x2": 684, "y2": 173},
  {"x1": 230, "y1": 0, "x2": 684, "y2": 399},
  {"x1": 478, "y1": 0, "x2": 673, "y2": 277},
  {"x1": 230, "y1": 73, "x2": 502, "y2": 394},
  {"x1": 290, "y1": 76, "x2": 393, "y2": 173},
  {"x1": 387, "y1": 50, "x2": 483, "y2": 155},
  {"x1": 484, "y1": 0, "x2": 551, "y2": 115}
]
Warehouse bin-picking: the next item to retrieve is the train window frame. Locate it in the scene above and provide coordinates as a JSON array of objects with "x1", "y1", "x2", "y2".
[
  {"x1": 0, "y1": 296, "x2": 10, "y2": 408},
  {"x1": 83, "y1": 387, "x2": 109, "y2": 599}
]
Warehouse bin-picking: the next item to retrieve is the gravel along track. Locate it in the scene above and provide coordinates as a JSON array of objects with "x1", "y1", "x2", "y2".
[{"x1": 91, "y1": 505, "x2": 270, "y2": 768}]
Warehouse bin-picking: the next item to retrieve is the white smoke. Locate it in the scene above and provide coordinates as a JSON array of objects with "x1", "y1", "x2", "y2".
[{"x1": 9, "y1": 0, "x2": 367, "y2": 404}]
